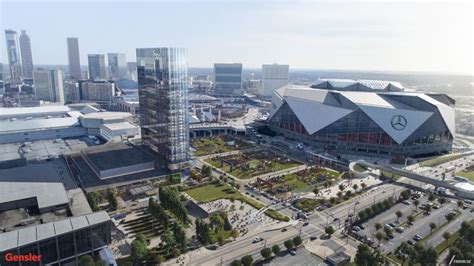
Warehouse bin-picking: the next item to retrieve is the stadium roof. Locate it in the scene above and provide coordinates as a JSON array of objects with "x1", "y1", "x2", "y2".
[
  {"x1": 312, "y1": 78, "x2": 404, "y2": 92},
  {"x1": 0, "y1": 163, "x2": 69, "y2": 210},
  {"x1": 0, "y1": 211, "x2": 109, "y2": 251},
  {"x1": 270, "y1": 85, "x2": 454, "y2": 144}
]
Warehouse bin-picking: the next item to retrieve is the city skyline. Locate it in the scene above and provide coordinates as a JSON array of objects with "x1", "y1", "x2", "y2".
[{"x1": 1, "y1": 1, "x2": 472, "y2": 74}]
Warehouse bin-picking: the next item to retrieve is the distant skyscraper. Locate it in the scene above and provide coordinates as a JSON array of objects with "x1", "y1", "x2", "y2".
[
  {"x1": 19, "y1": 30, "x2": 34, "y2": 79},
  {"x1": 67, "y1": 37, "x2": 81, "y2": 80},
  {"x1": 108, "y1": 53, "x2": 127, "y2": 79},
  {"x1": 261, "y1": 64, "x2": 289, "y2": 97},
  {"x1": 137, "y1": 48, "x2": 189, "y2": 170},
  {"x1": 88, "y1": 54, "x2": 107, "y2": 80},
  {"x1": 5, "y1": 30, "x2": 22, "y2": 81},
  {"x1": 80, "y1": 80, "x2": 115, "y2": 102},
  {"x1": 213, "y1": 63, "x2": 243, "y2": 96},
  {"x1": 33, "y1": 69, "x2": 65, "y2": 104}
]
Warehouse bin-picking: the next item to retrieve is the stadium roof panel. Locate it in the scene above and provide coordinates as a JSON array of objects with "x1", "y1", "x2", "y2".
[
  {"x1": 0, "y1": 117, "x2": 80, "y2": 134},
  {"x1": 285, "y1": 97, "x2": 354, "y2": 134}
]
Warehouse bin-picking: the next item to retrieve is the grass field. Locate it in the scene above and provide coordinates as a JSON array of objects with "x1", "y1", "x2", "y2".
[
  {"x1": 353, "y1": 163, "x2": 368, "y2": 173},
  {"x1": 191, "y1": 136, "x2": 253, "y2": 156},
  {"x1": 293, "y1": 198, "x2": 322, "y2": 212},
  {"x1": 272, "y1": 168, "x2": 340, "y2": 193},
  {"x1": 206, "y1": 151, "x2": 301, "y2": 179},
  {"x1": 419, "y1": 154, "x2": 463, "y2": 167},
  {"x1": 186, "y1": 182, "x2": 289, "y2": 222},
  {"x1": 454, "y1": 170, "x2": 474, "y2": 182}
]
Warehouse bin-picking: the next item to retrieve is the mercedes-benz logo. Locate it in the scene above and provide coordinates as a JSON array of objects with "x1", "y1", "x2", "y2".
[{"x1": 391, "y1": 115, "x2": 407, "y2": 130}]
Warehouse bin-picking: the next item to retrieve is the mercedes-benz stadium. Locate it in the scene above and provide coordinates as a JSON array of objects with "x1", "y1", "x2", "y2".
[{"x1": 267, "y1": 84, "x2": 455, "y2": 158}]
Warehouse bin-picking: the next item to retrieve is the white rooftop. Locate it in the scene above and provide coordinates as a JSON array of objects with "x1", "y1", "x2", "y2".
[
  {"x1": 101, "y1": 122, "x2": 138, "y2": 130},
  {"x1": 0, "y1": 182, "x2": 68, "y2": 210},
  {"x1": 0, "y1": 106, "x2": 71, "y2": 118}
]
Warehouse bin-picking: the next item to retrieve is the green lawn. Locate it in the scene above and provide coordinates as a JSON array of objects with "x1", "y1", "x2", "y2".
[
  {"x1": 206, "y1": 153, "x2": 302, "y2": 180},
  {"x1": 191, "y1": 136, "x2": 253, "y2": 156},
  {"x1": 293, "y1": 198, "x2": 322, "y2": 212},
  {"x1": 454, "y1": 170, "x2": 474, "y2": 182},
  {"x1": 185, "y1": 182, "x2": 289, "y2": 222},
  {"x1": 353, "y1": 163, "x2": 368, "y2": 173},
  {"x1": 419, "y1": 154, "x2": 463, "y2": 167},
  {"x1": 272, "y1": 168, "x2": 340, "y2": 193}
]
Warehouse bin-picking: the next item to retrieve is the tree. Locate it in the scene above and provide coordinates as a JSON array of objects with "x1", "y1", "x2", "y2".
[
  {"x1": 375, "y1": 223, "x2": 382, "y2": 231},
  {"x1": 210, "y1": 213, "x2": 225, "y2": 230},
  {"x1": 429, "y1": 222, "x2": 437, "y2": 233},
  {"x1": 375, "y1": 232, "x2": 384, "y2": 246},
  {"x1": 131, "y1": 238, "x2": 148, "y2": 262},
  {"x1": 272, "y1": 245, "x2": 281, "y2": 256},
  {"x1": 353, "y1": 184, "x2": 359, "y2": 191},
  {"x1": 400, "y1": 189, "x2": 411, "y2": 200},
  {"x1": 325, "y1": 226, "x2": 335, "y2": 238},
  {"x1": 155, "y1": 255, "x2": 165, "y2": 265},
  {"x1": 106, "y1": 188, "x2": 118, "y2": 210},
  {"x1": 86, "y1": 192, "x2": 101, "y2": 212},
  {"x1": 396, "y1": 210, "x2": 403, "y2": 221},
  {"x1": 442, "y1": 232, "x2": 451, "y2": 242},
  {"x1": 230, "y1": 229, "x2": 239, "y2": 240},
  {"x1": 261, "y1": 248, "x2": 272, "y2": 260},
  {"x1": 241, "y1": 255, "x2": 253, "y2": 266},
  {"x1": 361, "y1": 182, "x2": 367, "y2": 189},
  {"x1": 358, "y1": 210, "x2": 368, "y2": 221},
  {"x1": 293, "y1": 236, "x2": 303, "y2": 247},
  {"x1": 284, "y1": 239, "x2": 294, "y2": 250},
  {"x1": 355, "y1": 244, "x2": 385, "y2": 266},
  {"x1": 195, "y1": 219, "x2": 211, "y2": 245},
  {"x1": 384, "y1": 227, "x2": 393, "y2": 238},
  {"x1": 313, "y1": 187, "x2": 320, "y2": 196},
  {"x1": 173, "y1": 223, "x2": 187, "y2": 252},
  {"x1": 337, "y1": 191, "x2": 343, "y2": 198},
  {"x1": 438, "y1": 197, "x2": 447, "y2": 205},
  {"x1": 457, "y1": 200, "x2": 464, "y2": 210},
  {"x1": 339, "y1": 184, "x2": 345, "y2": 191},
  {"x1": 407, "y1": 215, "x2": 415, "y2": 224},
  {"x1": 413, "y1": 199, "x2": 420, "y2": 212},
  {"x1": 79, "y1": 255, "x2": 94, "y2": 266},
  {"x1": 161, "y1": 231, "x2": 176, "y2": 252},
  {"x1": 428, "y1": 194, "x2": 435, "y2": 202},
  {"x1": 230, "y1": 260, "x2": 242, "y2": 266}
]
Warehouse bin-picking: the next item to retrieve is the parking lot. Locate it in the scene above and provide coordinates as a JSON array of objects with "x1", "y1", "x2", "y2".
[{"x1": 352, "y1": 193, "x2": 462, "y2": 253}]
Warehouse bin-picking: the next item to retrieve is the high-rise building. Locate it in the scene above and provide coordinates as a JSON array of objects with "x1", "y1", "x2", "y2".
[
  {"x1": 0, "y1": 63, "x2": 4, "y2": 94},
  {"x1": 80, "y1": 80, "x2": 115, "y2": 102},
  {"x1": 33, "y1": 69, "x2": 65, "y2": 104},
  {"x1": 5, "y1": 30, "x2": 22, "y2": 81},
  {"x1": 66, "y1": 81, "x2": 80, "y2": 103},
  {"x1": 261, "y1": 64, "x2": 289, "y2": 97},
  {"x1": 88, "y1": 54, "x2": 107, "y2": 80},
  {"x1": 137, "y1": 48, "x2": 189, "y2": 170},
  {"x1": 67, "y1": 37, "x2": 81, "y2": 80},
  {"x1": 107, "y1": 53, "x2": 127, "y2": 79},
  {"x1": 213, "y1": 63, "x2": 243, "y2": 96},
  {"x1": 19, "y1": 30, "x2": 34, "y2": 79}
]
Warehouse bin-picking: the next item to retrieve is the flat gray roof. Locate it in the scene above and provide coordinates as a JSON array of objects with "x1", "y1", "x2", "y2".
[
  {"x1": 0, "y1": 211, "x2": 110, "y2": 251},
  {"x1": 0, "y1": 106, "x2": 71, "y2": 119},
  {"x1": 0, "y1": 163, "x2": 72, "y2": 209},
  {"x1": 0, "y1": 117, "x2": 80, "y2": 134}
]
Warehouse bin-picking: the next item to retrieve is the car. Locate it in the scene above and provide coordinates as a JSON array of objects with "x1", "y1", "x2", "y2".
[
  {"x1": 388, "y1": 223, "x2": 396, "y2": 228},
  {"x1": 413, "y1": 235, "x2": 423, "y2": 241},
  {"x1": 352, "y1": 226, "x2": 361, "y2": 232},
  {"x1": 407, "y1": 240, "x2": 414, "y2": 245},
  {"x1": 333, "y1": 217, "x2": 339, "y2": 222},
  {"x1": 433, "y1": 204, "x2": 441, "y2": 209},
  {"x1": 408, "y1": 221, "x2": 415, "y2": 226},
  {"x1": 359, "y1": 224, "x2": 365, "y2": 230},
  {"x1": 253, "y1": 236, "x2": 263, "y2": 243},
  {"x1": 289, "y1": 250, "x2": 297, "y2": 256},
  {"x1": 396, "y1": 227, "x2": 405, "y2": 233},
  {"x1": 402, "y1": 200, "x2": 410, "y2": 205},
  {"x1": 310, "y1": 236, "x2": 318, "y2": 241},
  {"x1": 303, "y1": 222, "x2": 309, "y2": 226},
  {"x1": 385, "y1": 224, "x2": 393, "y2": 229}
]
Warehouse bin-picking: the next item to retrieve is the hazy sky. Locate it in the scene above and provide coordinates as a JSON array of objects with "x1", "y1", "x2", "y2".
[{"x1": 1, "y1": 0, "x2": 473, "y2": 74}]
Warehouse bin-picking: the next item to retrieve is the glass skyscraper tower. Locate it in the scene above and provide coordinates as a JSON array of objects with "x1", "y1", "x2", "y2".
[{"x1": 136, "y1": 48, "x2": 189, "y2": 170}]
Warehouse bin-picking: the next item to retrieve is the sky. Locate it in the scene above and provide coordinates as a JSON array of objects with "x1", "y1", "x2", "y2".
[{"x1": 1, "y1": 0, "x2": 473, "y2": 74}]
